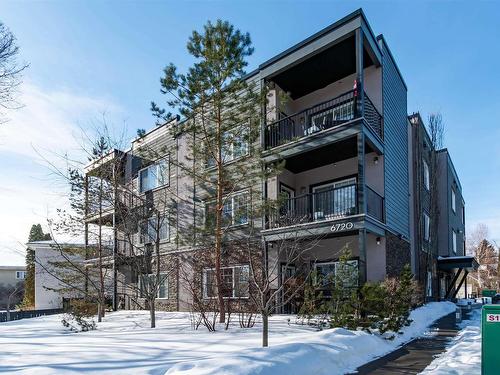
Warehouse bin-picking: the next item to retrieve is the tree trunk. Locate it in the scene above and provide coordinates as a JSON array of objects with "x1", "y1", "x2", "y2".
[
  {"x1": 150, "y1": 299, "x2": 156, "y2": 328},
  {"x1": 215, "y1": 149, "x2": 225, "y2": 324},
  {"x1": 262, "y1": 313, "x2": 269, "y2": 347},
  {"x1": 97, "y1": 301, "x2": 102, "y2": 323}
]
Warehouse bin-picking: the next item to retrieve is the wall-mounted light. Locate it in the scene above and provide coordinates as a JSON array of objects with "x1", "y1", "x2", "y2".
[
  {"x1": 376, "y1": 237, "x2": 381, "y2": 245},
  {"x1": 373, "y1": 156, "x2": 379, "y2": 165}
]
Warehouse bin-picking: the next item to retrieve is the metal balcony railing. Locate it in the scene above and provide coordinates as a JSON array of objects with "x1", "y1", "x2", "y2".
[
  {"x1": 269, "y1": 183, "x2": 358, "y2": 228},
  {"x1": 366, "y1": 187, "x2": 384, "y2": 222},
  {"x1": 264, "y1": 90, "x2": 382, "y2": 149}
]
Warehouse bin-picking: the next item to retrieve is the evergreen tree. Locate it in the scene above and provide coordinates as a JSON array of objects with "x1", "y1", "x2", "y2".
[
  {"x1": 21, "y1": 224, "x2": 52, "y2": 309},
  {"x1": 152, "y1": 20, "x2": 274, "y2": 323}
]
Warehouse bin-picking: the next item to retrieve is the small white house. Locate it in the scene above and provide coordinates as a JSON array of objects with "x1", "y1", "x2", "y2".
[{"x1": 27, "y1": 241, "x2": 85, "y2": 310}]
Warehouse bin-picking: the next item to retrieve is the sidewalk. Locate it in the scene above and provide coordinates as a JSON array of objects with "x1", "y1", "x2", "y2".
[{"x1": 352, "y1": 312, "x2": 459, "y2": 374}]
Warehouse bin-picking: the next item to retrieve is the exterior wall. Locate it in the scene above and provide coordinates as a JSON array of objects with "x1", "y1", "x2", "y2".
[
  {"x1": 385, "y1": 233, "x2": 411, "y2": 277},
  {"x1": 366, "y1": 233, "x2": 386, "y2": 281},
  {"x1": 437, "y1": 150, "x2": 466, "y2": 256},
  {"x1": 0, "y1": 267, "x2": 25, "y2": 287},
  {"x1": 379, "y1": 37, "x2": 410, "y2": 239},
  {"x1": 31, "y1": 243, "x2": 84, "y2": 310}
]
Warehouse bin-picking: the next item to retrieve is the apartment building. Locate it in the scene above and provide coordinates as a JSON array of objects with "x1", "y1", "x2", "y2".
[
  {"x1": 409, "y1": 113, "x2": 473, "y2": 301},
  {"x1": 83, "y1": 9, "x2": 469, "y2": 311}
]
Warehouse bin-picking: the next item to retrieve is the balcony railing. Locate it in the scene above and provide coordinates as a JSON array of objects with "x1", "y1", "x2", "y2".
[
  {"x1": 264, "y1": 90, "x2": 382, "y2": 149},
  {"x1": 366, "y1": 187, "x2": 384, "y2": 222},
  {"x1": 269, "y1": 183, "x2": 358, "y2": 228}
]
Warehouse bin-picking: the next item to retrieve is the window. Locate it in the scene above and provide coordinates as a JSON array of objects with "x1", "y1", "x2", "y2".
[
  {"x1": 451, "y1": 189, "x2": 456, "y2": 213},
  {"x1": 16, "y1": 271, "x2": 26, "y2": 280},
  {"x1": 315, "y1": 260, "x2": 358, "y2": 288},
  {"x1": 423, "y1": 160, "x2": 430, "y2": 191},
  {"x1": 206, "y1": 191, "x2": 249, "y2": 228},
  {"x1": 203, "y1": 265, "x2": 249, "y2": 299},
  {"x1": 424, "y1": 212, "x2": 430, "y2": 241},
  {"x1": 139, "y1": 158, "x2": 169, "y2": 193},
  {"x1": 139, "y1": 273, "x2": 168, "y2": 299},
  {"x1": 426, "y1": 271, "x2": 432, "y2": 297},
  {"x1": 139, "y1": 215, "x2": 169, "y2": 244},
  {"x1": 452, "y1": 230, "x2": 457, "y2": 254},
  {"x1": 462, "y1": 206, "x2": 465, "y2": 224},
  {"x1": 206, "y1": 126, "x2": 249, "y2": 167}
]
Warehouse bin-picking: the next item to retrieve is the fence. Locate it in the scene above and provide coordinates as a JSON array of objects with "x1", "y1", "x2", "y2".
[{"x1": 0, "y1": 308, "x2": 63, "y2": 323}]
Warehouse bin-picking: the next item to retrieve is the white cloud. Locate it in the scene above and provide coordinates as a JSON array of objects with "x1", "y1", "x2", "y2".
[{"x1": 0, "y1": 83, "x2": 125, "y2": 265}]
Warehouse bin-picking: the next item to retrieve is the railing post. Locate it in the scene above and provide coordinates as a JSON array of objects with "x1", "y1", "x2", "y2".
[{"x1": 355, "y1": 28, "x2": 365, "y2": 119}]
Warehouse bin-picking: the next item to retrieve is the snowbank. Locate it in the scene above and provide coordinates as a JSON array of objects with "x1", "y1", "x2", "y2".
[
  {"x1": 420, "y1": 308, "x2": 481, "y2": 375},
  {"x1": 166, "y1": 302, "x2": 456, "y2": 375}
]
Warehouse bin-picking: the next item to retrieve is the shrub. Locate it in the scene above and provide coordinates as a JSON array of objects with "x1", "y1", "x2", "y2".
[{"x1": 61, "y1": 299, "x2": 97, "y2": 333}]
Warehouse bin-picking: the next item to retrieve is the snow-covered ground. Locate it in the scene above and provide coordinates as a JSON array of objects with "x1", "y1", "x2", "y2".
[
  {"x1": 420, "y1": 308, "x2": 481, "y2": 375},
  {"x1": 0, "y1": 302, "x2": 456, "y2": 375}
]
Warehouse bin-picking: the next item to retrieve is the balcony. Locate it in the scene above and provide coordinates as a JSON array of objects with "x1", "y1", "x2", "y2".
[
  {"x1": 264, "y1": 90, "x2": 382, "y2": 150},
  {"x1": 267, "y1": 183, "x2": 384, "y2": 229}
]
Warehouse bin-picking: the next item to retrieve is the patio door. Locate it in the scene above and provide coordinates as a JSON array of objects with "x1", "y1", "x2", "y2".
[
  {"x1": 281, "y1": 264, "x2": 297, "y2": 314},
  {"x1": 312, "y1": 177, "x2": 356, "y2": 220},
  {"x1": 279, "y1": 184, "x2": 295, "y2": 217}
]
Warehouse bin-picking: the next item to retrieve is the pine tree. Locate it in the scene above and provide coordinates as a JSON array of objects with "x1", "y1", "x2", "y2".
[
  {"x1": 152, "y1": 20, "x2": 272, "y2": 323},
  {"x1": 21, "y1": 224, "x2": 52, "y2": 309}
]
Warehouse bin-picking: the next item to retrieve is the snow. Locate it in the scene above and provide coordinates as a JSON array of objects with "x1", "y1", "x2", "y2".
[
  {"x1": 166, "y1": 302, "x2": 457, "y2": 375},
  {"x1": 420, "y1": 308, "x2": 481, "y2": 375},
  {"x1": 0, "y1": 302, "x2": 456, "y2": 375}
]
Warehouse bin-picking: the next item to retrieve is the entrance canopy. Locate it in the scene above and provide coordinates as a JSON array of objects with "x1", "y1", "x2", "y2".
[{"x1": 437, "y1": 256, "x2": 479, "y2": 271}]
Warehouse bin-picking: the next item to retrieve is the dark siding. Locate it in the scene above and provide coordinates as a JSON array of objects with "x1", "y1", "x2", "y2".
[{"x1": 380, "y1": 39, "x2": 410, "y2": 238}]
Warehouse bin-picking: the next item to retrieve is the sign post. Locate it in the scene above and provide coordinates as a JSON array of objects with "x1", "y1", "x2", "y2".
[{"x1": 482, "y1": 304, "x2": 500, "y2": 374}]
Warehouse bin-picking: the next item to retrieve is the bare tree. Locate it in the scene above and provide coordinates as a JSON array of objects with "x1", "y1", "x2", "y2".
[
  {"x1": 467, "y1": 224, "x2": 498, "y2": 293},
  {"x1": 0, "y1": 22, "x2": 28, "y2": 124},
  {"x1": 424, "y1": 112, "x2": 444, "y2": 299}
]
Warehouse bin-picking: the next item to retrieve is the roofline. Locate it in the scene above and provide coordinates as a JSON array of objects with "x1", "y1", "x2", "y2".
[
  {"x1": 132, "y1": 115, "x2": 180, "y2": 144},
  {"x1": 376, "y1": 34, "x2": 408, "y2": 91},
  {"x1": 0, "y1": 265, "x2": 26, "y2": 270},
  {"x1": 437, "y1": 148, "x2": 463, "y2": 192},
  {"x1": 258, "y1": 8, "x2": 381, "y2": 71}
]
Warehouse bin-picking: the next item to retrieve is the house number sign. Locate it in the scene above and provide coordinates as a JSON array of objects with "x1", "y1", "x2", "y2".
[
  {"x1": 330, "y1": 222, "x2": 354, "y2": 232},
  {"x1": 486, "y1": 314, "x2": 500, "y2": 323}
]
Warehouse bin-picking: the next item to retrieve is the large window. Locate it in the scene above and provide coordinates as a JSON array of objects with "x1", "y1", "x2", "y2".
[
  {"x1": 423, "y1": 160, "x2": 430, "y2": 191},
  {"x1": 139, "y1": 273, "x2": 168, "y2": 299},
  {"x1": 424, "y1": 212, "x2": 431, "y2": 241},
  {"x1": 206, "y1": 126, "x2": 249, "y2": 167},
  {"x1": 139, "y1": 215, "x2": 169, "y2": 244},
  {"x1": 452, "y1": 230, "x2": 457, "y2": 254},
  {"x1": 203, "y1": 265, "x2": 249, "y2": 299},
  {"x1": 206, "y1": 191, "x2": 249, "y2": 228},
  {"x1": 139, "y1": 157, "x2": 169, "y2": 193},
  {"x1": 451, "y1": 189, "x2": 456, "y2": 213},
  {"x1": 315, "y1": 259, "x2": 358, "y2": 288}
]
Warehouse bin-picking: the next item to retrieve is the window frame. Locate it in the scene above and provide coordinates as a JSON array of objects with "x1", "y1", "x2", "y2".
[
  {"x1": 314, "y1": 259, "x2": 359, "y2": 289},
  {"x1": 452, "y1": 230, "x2": 457, "y2": 254},
  {"x1": 205, "y1": 124, "x2": 250, "y2": 168},
  {"x1": 138, "y1": 213, "x2": 170, "y2": 245},
  {"x1": 15, "y1": 271, "x2": 26, "y2": 280},
  {"x1": 139, "y1": 273, "x2": 169, "y2": 299},
  {"x1": 138, "y1": 156, "x2": 170, "y2": 194},
  {"x1": 423, "y1": 212, "x2": 431, "y2": 242},
  {"x1": 205, "y1": 190, "x2": 250, "y2": 229},
  {"x1": 451, "y1": 189, "x2": 456, "y2": 213},
  {"x1": 423, "y1": 159, "x2": 430, "y2": 191},
  {"x1": 202, "y1": 265, "x2": 250, "y2": 300}
]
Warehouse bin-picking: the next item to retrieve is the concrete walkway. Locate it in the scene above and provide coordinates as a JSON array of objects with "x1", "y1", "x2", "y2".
[{"x1": 352, "y1": 312, "x2": 460, "y2": 374}]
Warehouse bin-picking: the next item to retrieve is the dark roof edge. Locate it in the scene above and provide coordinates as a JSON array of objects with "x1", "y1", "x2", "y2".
[
  {"x1": 437, "y1": 148, "x2": 463, "y2": 192},
  {"x1": 376, "y1": 34, "x2": 408, "y2": 91},
  {"x1": 258, "y1": 8, "x2": 380, "y2": 71}
]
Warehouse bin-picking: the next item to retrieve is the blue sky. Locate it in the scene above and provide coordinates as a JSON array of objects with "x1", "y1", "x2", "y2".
[{"x1": 0, "y1": 1, "x2": 499, "y2": 264}]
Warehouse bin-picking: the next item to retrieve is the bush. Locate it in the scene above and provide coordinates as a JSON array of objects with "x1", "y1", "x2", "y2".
[{"x1": 61, "y1": 299, "x2": 97, "y2": 333}]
